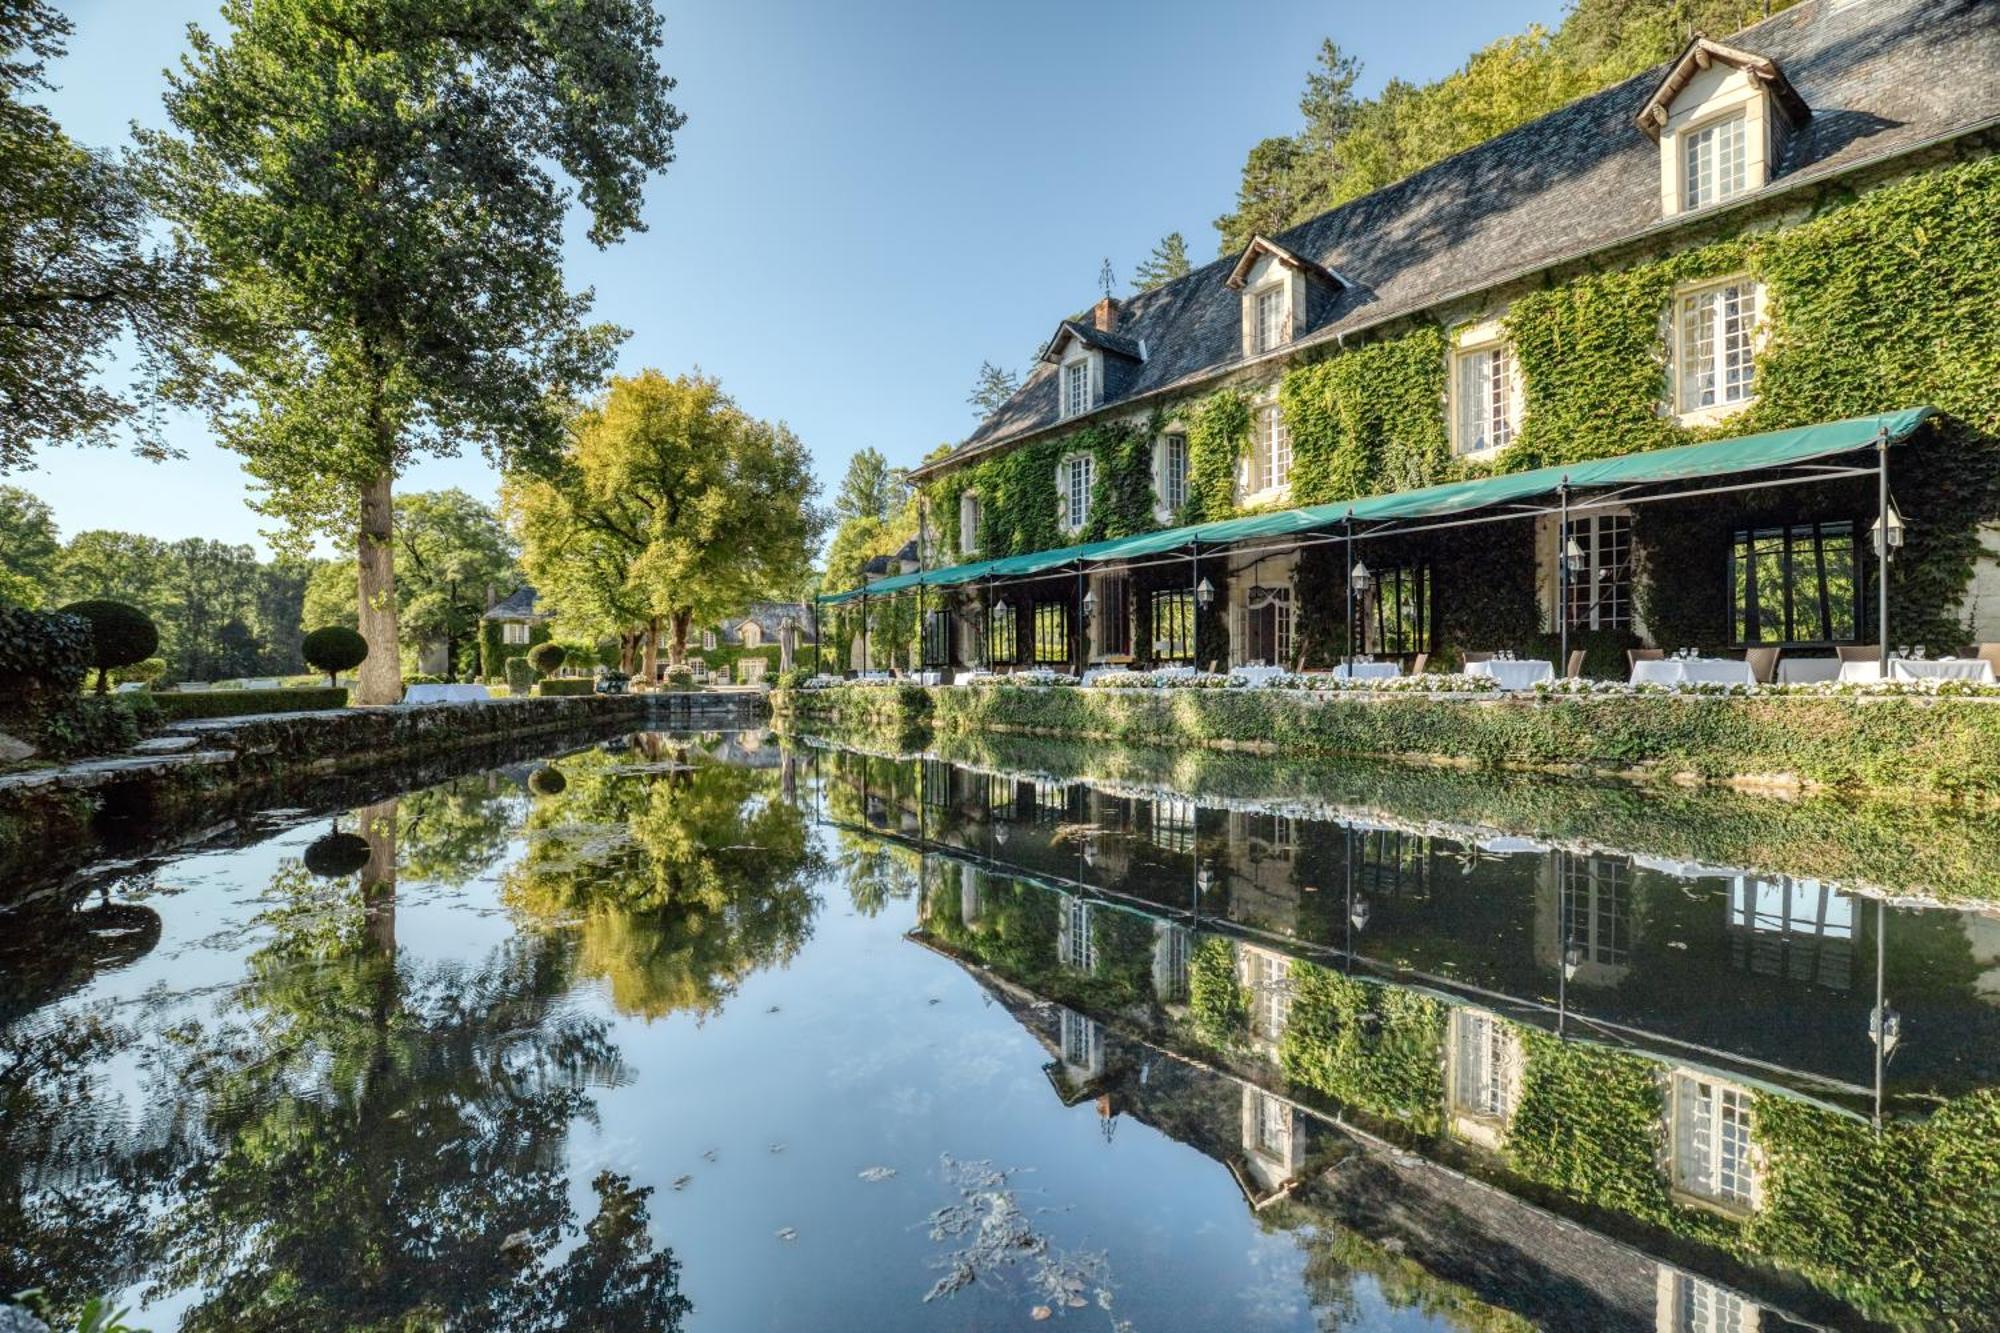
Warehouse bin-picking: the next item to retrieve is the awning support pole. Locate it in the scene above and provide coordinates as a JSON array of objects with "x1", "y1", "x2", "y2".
[
  {"x1": 810, "y1": 595, "x2": 821, "y2": 675},
  {"x1": 1188, "y1": 540, "x2": 1199, "y2": 667},
  {"x1": 1074, "y1": 561, "x2": 1086, "y2": 677},
  {"x1": 1877, "y1": 428, "x2": 1891, "y2": 674},
  {"x1": 1558, "y1": 477, "x2": 1571, "y2": 674},
  {"x1": 1343, "y1": 514, "x2": 1355, "y2": 671},
  {"x1": 860, "y1": 591, "x2": 869, "y2": 675}
]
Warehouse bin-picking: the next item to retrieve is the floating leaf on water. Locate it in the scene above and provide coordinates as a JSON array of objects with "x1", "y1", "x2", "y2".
[
  {"x1": 1030, "y1": 1306, "x2": 1052, "y2": 1321},
  {"x1": 769, "y1": 1142, "x2": 787, "y2": 1153},
  {"x1": 774, "y1": 1226, "x2": 797, "y2": 1242},
  {"x1": 858, "y1": 1165, "x2": 897, "y2": 1182},
  {"x1": 672, "y1": 1175, "x2": 692, "y2": 1191}
]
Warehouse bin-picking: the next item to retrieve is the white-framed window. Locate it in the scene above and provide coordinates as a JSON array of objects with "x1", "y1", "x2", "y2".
[
  {"x1": 1253, "y1": 405, "x2": 1291, "y2": 493},
  {"x1": 1675, "y1": 278, "x2": 1759, "y2": 415},
  {"x1": 1683, "y1": 112, "x2": 1749, "y2": 211},
  {"x1": 1450, "y1": 1009, "x2": 1517, "y2": 1123},
  {"x1": 1563, "y1": 512, "x2": 1633, "y2": 630},
  {"x1": 1061, "y1": 453, "x2": 1094, "y2": 532},
  {"x1": 1560, "y1": 853, "x2": 1632, "y2": 967},
  {"x1": 1150, "y1": 795, "x2": 1195, "y2": 854},
  {"x1": 1240, "y1": 946, "x2": 1291, "y2": 1042},
  {"x1": 1251, "y1": 1090, "x2": 1294, "y2": 1162},
  {"x1": 701, "y1": 630, "x2": 717, "y2": 651},
  {"x1": 502, "y1": 622, "x2": 530, "y2": 646},
  {"x1": 1253, "y1": 285, "x2": 1287, "y2": 353},
  {"x1": 958, "y1": 491, "x2": 980, "y2": 556},
  {"x1": 1671, "y1": 1072, "x2": 1759, "y2": 1211},
  {"x1": 1664, "y1": 1272, "x2": 1758, "y2": 1333},
  {"x1": 1059, "y1": 895, "x2": 1097, "y2": 973},
  {"x1": 1062, "y1": 358, "x2": 1093, "y2": 418},
  {"x1": 1157, "y1": 433, "x2": 1189, "y2": 514},
  {"x1": 741, "y1": 621, "x2": 762, "y2": 647},
  {"x1": 1453, "y1": 342, "x2": 1518, "y2": 455},
  {"x1": 1059, "y1": 1008, "x2": 1102, "y2": 1075}
]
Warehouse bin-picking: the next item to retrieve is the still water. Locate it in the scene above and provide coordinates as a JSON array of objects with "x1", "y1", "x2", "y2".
[{"x1": 3, "y1": 729, "x2": 1997, "y2": 1330}]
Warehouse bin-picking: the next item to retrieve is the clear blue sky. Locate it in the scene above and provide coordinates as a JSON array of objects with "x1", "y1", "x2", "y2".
[{"x1": 24, "y1": 0, "x2": 1562, "y2": 554}]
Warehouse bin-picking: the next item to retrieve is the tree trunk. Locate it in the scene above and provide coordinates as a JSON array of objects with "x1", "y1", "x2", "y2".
[
  {"x1": 670, "y1": 608, "x2": 692, "y2": 666},
  {"x1": 356, "y1": 468, "x2": 401, "y2": 705},
  {"x1": 360, "y1": 797, "x2": 398, "y2": 959},
  {"x1": 642, "y1": 615, "x2": 660, "y2": 683}
]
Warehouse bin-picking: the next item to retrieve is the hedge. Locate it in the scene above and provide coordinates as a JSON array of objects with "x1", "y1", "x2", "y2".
[
  {"x1": 778, "y1": 683, "x2": 2000, "y2": 799},
  {"x1": 534, "y1": 678, "x2": 596, "y2": 697},
  {"x1": 150, "y1": 688, "x2": 349, "y2": 721}
]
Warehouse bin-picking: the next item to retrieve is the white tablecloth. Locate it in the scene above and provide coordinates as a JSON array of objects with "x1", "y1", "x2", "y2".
[
  {"x1": 1776, "y1": 658, "x2": 1841, "y2": 683},
  {"x1": 1329, "y1": 661, "x2": 1400, "y2": 682},
  {"x1": 1465, "y1": 659, "x2": 1554, "y2": 691},
  {"x1": 403, "y1": 682, "x2": 492, "y2": 704},
  {"x1": 1231, "y1": 665, "x2": 1290, "y2": 687},
  {"x1": 1630, "y1": 658, "x2": 1755, "y2": 687},
  {"x1": 1841, "y1": 658, "x2": 1995, "y2": 683}
]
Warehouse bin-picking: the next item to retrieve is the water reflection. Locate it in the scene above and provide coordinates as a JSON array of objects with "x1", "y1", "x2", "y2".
[
  {"x1": 5, "y1": 728, "x2": 1998, "y2": 1329},
  {"x1": 820, "y1": 741, "x2": 2000, "y2": 1329}
]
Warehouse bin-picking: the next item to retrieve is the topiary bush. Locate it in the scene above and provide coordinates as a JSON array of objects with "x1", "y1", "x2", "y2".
[
  {"x1": 527, "y1": 641, "x2": 567, "y2": 677},
  {"x1": 0, "y1": 603, "x2": 90, "y2": 701},
  {"x1": 534, "y1": 677, "x2": 595, "y2": 697},
  {"x1": 301, "y1": 625, "x2": 368, "y2": 687},
  {"x1": 58, "y1": 600, "x2": 160, "y2": 694},
  {"x1": 505, "y1": 656, "x2": 536, "y2": 694}
]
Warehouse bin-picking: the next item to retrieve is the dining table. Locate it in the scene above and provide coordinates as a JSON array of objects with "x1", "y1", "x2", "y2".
[
  {"x1": 1837, "y1": 657, "x2": 1996, "y2": 684},
  {"x1": 1328, "y1": 661, "x2": 1401, "y2": 682},
  {"x1": 1629, "y1": 657, "x2": 1756, "y2": 687},
  {"x1": 1464, "y1": 658, "x2": 1555, "y2": 691}
]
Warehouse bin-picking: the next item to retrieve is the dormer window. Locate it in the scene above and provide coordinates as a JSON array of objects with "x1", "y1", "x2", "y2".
[
  {"x1": 1639, "y1": 38, "x2": 1808, "y2": 221},
  {"x1": 1254, "y1": 286, "x2": 1286, "y2": 353},
  {"x1": 1062, "y1": 358, "x2": 1093, "y2": 419},
  {"x1": 1060, "y1": 453, "x2": 1094, "y2": 532},
  {"x1": 1683, "y1": 112, "x2": 1748, "y2": 210}
]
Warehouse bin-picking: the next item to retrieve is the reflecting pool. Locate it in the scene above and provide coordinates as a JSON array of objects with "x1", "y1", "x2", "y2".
[{"x1": 3, "y1": 729, "x2": 1996, "y2": 1330}]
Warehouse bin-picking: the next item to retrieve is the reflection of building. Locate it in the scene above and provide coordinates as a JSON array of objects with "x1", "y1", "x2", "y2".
[
  {"x1": 1657, "y1": 1269, "x2": 1761, "y2": 1333},
  {"x1": 1727, "y1": 876, "x2": 1852, "y2": 991},
  {"x1": 1048, "y1": 1007, "x2": 1105, "y2": 1105},
  {"x1": 1152, "y1": 921, "x2": 1190, "y2": 1006},
  {"x1": 1239, "y1": 944, "x2": 1292, "y2": 1046},
  {"x1": 1238, "y1": 1087, "x2": 1306, "y2": 1204},
  {"x1": 1057, "y1": 893, "x2": 1097, "y2": 974},
  {"x1": 1539, "y1": 851, "x2": 1634, "y2": 986},
  {"x1": 1668, "y1": 1071, "x2": 1761, "y2": 1215},
  {"x1": 1445, "y1": 1007, "x2": 1522, "y2": 1152}
]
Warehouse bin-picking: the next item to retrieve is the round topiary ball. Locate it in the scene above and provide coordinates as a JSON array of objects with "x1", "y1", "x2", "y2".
[
  {"x1": 58, "y1": 600, "x2": 159, "y2": 694},
  {"x1": 528, "y1": 765, "x2": 567, "y2": 796},
  {"x1": 302, "y1": 625, "x2": 368, "y2": 686},
  {"x1": 303, "y1": 830, "x2": 372, "y2": 878},
  {"x1": 527, "y1": 642, "x2": 567, "y2": 677}
]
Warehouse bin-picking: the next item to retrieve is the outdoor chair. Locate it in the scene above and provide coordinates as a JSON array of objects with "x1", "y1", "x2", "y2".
[
  {"x1": 1744, "y1": 645, "x2": 1780, "y2": 684},
  {"x1": 1409, "y1": 652, "x2": 1429, "y2": 676},
  {"x1": 1628, "y1": 648, "x2": 1663, "y2": 672},
  {"x1": 1836, "y1": 644, "x2": 1881, "y2": 663},
  {"x1": 1565, "y1": 648, "x2": 1586, "y2": 679},
  {"x1": 1461, "y1": 651, "x2": 1493, "y2": 664}
]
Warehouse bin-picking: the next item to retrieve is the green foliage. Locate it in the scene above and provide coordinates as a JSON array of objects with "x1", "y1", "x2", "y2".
[
  {"x1": 57, "y1": 600, "x2": 159, "y2": 692},
  {"x1": 1183, "y1": 391, "x2": 1250, "y2": 524},
  {"x1": 1278, "y1": 961, "x2": 1447, "y2": 1133},
  {"x1": 1187, "y1": 935, "x2": 1248, "y2": 1046},
  {"x1": 1132, "y1": 232, "x2": 1192, "y2": 292},
  {"x1": 1281, "y1": 326, "x2": 1451, "y2": 504},
  {"x1": 1505, "y1": 1031, "x2": 1684, "y2": 1227},
  {"x1": 149, "y1": 687, "x2": 347, "y2": 721},
  {"x1": 0, "y1": 487, "x2": 60, "y2": 604},
  {"x1": 0, "y1": 604, "x2": 88, "y2": 699},
  {"x1": 300, "y1": 626, "x2": 367, "y2": 683},
  {"x1": 0, "y1": 2, "x2": 193, "y2": 471},
  {"x1": 534, "y1": 678, "x2": 595, "y2": 697},
  {"x1": 27, "y1": 694, "x2": 143, "y2": 758},
  {"x1": 505, "y1": 656, "x2": 538, "y2": 694},
  {"x1": 527, "y1": 642, "x2": 567, "y2": 677}
]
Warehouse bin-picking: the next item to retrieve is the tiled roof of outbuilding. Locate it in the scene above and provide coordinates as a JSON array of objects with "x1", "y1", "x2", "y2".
[{"x1": 919, "y1": 0, "x2": 1999, "y2": 480}]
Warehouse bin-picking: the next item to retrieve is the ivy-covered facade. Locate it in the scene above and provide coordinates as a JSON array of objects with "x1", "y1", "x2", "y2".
[{"x1": 838, "y1": 2, "x2": 2000, "y2": 678}]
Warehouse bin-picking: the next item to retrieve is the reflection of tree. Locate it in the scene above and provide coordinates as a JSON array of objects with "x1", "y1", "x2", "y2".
[
  {"x1": 835, "y1": 827, "x2": 920, "y2": 916},
  {"x1": 134, "y1": 794, "x2": 689, "y2": 1331},
  {"x1": 505, "y1": 747, "x2": 823, "y2": 1021},
  {"x1": 395, "y1": 773, "x2": 521, "y2": 887}
]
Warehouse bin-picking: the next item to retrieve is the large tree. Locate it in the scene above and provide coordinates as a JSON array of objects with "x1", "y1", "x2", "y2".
[
  {"x1": 513, "y1": 371, "x2": 820, "y2": 675},
  {"x1": 138, "y1": 0, "x2": 683, "y2": 703},
  {"x1": 0, "y1": 485, "x2": 59, "y2": 604},
  {"x1": 832, "y1": 446, "x2": 900, "y2": 526},
  {"x1": 1132, "y1": 232, "x2": 1192, "y2": 292},
  {"x1": 0, "y1": 2, "x2": 193, "y2": 472},
  {"x1": 966, "y1": 362, "x2": 1020, "y2": 420},
  {"x1": 54, "y1": 528, "x2": 168, "y2": 610},
  {"x1": 504, "y1": 459, "x2": 652, "y2": 673},
  {"x1": 393, "y1": 490, "x2": 517, "y2": 680}
]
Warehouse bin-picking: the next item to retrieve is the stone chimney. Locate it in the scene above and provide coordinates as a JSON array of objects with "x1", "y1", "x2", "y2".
[{"x1": 1091, "y1": 296, "x2": 1119, "y2": 332}]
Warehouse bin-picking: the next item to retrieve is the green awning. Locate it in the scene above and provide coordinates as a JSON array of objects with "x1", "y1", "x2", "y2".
[{"x1": 816, "y1": 407, "x2": 1935, "y2": 606}]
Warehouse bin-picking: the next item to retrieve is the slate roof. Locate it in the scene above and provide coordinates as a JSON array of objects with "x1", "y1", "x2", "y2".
[
  {"x1": 1041, "y1": 319, "x2": 1146, "y2": 364},
  {"x1": 723, "y1": 600, "x2": 816, "y2": 644},
  {"x1": 921, "y1": 0, "x2": 2000, "y2": 480},
  {"x1": 481, "y1": 585, "x2": 544, "y2": 621}
]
